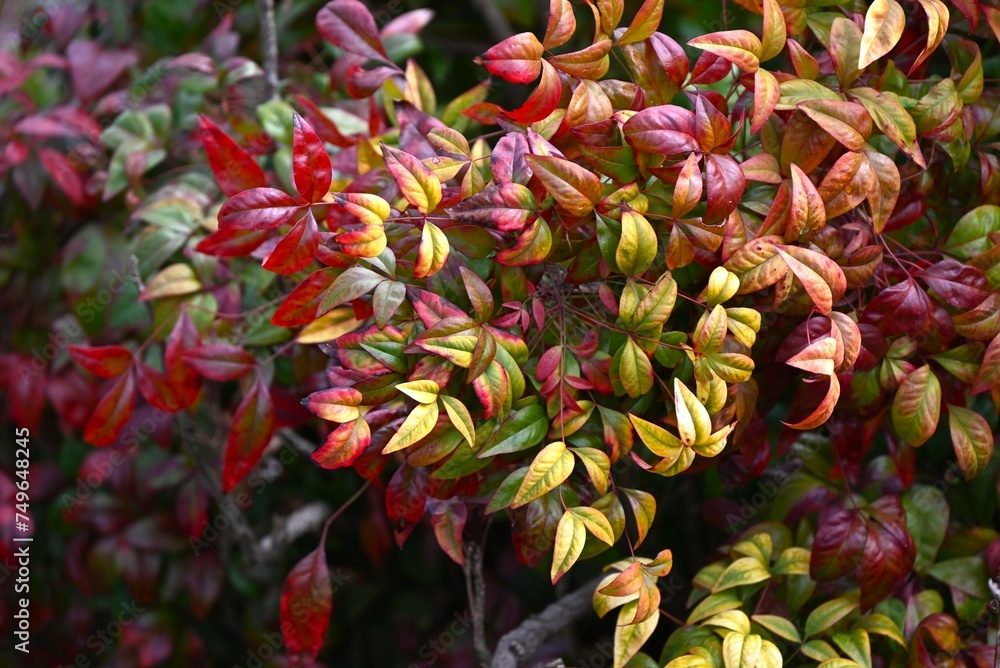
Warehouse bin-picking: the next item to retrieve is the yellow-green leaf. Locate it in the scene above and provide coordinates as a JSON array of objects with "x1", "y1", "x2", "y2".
[
  {"x1": 551, "y1": 509, "x2": 587, "y2": 583},
  {"x1": 711, "y1": 557, "x2": 771, "y2": 593},
  {"x1": 414, "y1": 221, "x2": 450, "y2": 278},
  {"x1": 614, "y1": 602, "x2": 659, "y2": 668},
  {"x1": 512, "y1": 441, "x2": 574, "y2": 508},
  {"x1": 675, "y1": 378, "x2": 711, "y2": 447},
  {"x1": 396, "y1": 380, "x2": 440, "y2": 404},
  {"x1": 440, "y1": 395, "x2": 475, "y2": 446},
  {"x1": 382, "y1": 401, "x2": 440, "y2": 453},
  {"x1": 617, "y1": 210, "x2": 658, "y2": 277},
  {"x1": 570, "y1": 506, "x2": 615, "y2": 544}
]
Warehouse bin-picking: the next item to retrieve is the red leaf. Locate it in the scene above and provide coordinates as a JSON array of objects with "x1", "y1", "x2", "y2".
[
  {"x1": 916, "y1": 259, "x2": 989, "y2": 309},
  {"x1": 810, "y1": 503, "x2": 868, "y2": 580},
  {"x1": 263, "y1": 211, "x2": 319, "y2": 275},
  {"x1": 311, "y1": 418, "x2": 371, "y2": 469},
  {"x1": 385, "y1": 463, "x2": 428, "y2": 546},
  {"x1": 135, "y1": 363, "x2": 183, "y2": 413},
  {"x1": 504, "y1": 60, "x2": 563, "y2": 124},
  {"x1": 272, "y1": 268, "x2": 338, "y2": 327},
  {"x1": 860, "y1": 279, "x2": 932, "y2": 337},
  {"x1": 84, "y1": 372, "x2": 136, "y2": 446},
  {"x1": 69, "y1": 345, "x2": 133, "y2": 378},
  {"x1": 218, "y1": 188, "x2": 304, "y2": 231},
  {"x1": 490, "y1": 133, "x2": 532, "y2": 186},
  {"x1": 859, "y1": 496, "x2": 915, "y2": 611},
  {"x1": 474, "y1": 32, "x2": 544, "y2": 84},
  {"x1": 39, "y1": 148, "x2": 85, "y2": 204},
  {"x1": 165, "y1": 310, "x2": 202, "y2": 408},
  {"x1": 182, "y1": 344, "x2": 256, "y2": 381},
  {"x1": 447, "y1": 183, "x2": 539, "y2": 232},
  {"x1": 197, "y1": 115, "x2": 266, "y2": 197},
  {"x1": 280, "y1": 544, "x2": 332, "y2": 662},
  {"x1": 317, "y1": 0, "x2": 389, "y2": 62},
  {"x1": 429, "y1": 499, "x2": 468, "y2": 565},
  {"x1": 623, "y1": 105, "x2": 698, "y2": 155},
  {"x1": 704, "y1": 154, "x2": 745, "y2": 225},
  {"x1": 195, "y1": 228, "x2": 270, "y2": 257},
  {"x1": 292, "y1": 114, "x2": 333, "y2": 203},
  {"x1": 295, "y1": 94, "x2": 354, "y2": 148},
  {"x1": 222, "y1": 376, "x2": 275, "y2": 491}
]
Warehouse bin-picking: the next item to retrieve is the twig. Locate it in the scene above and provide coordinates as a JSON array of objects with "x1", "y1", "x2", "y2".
[
  {"x1": 255, "y1": 501, "x2": 332, "y2": 562},
  {"x1": 256, "y1": 0, "x2": 279, "y2": 100},
  {"x1": 464, "y1": 540, "x2": 492, "y2": 666},
  {"x1": 490, "y1": 576, "x2": 604, "y2": 668},
  {"x1": 470, "y1": 0, "x2": 514, "y2": 43}
]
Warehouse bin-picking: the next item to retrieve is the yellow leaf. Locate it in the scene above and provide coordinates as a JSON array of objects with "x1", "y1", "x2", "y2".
[
  {"x1": 414, "y1": 221, "x2": 450, "y2": 278},
  {"x1": 382, "y1": 402, "x2": 439, "y2": 453},
  {"x1": 551, "y1": 510, "x2": 587, "y2": 583}
]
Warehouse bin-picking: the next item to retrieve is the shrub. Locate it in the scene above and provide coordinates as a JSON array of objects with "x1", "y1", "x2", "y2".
[{"x1": 9, "y1": 0, "x2": 1000, "y2": 665}]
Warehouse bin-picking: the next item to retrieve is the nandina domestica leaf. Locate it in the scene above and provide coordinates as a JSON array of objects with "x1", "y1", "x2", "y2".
[
  {"x1": 83, "y1": 371, "x2": 136, "y2": 446},
  {"x1": 197, "y1": 115, "x2": 266, "y2": 197},
  {"x1": 947, "y1": 405, "x2": 993, "y2": 480},
  {"x1": 292, "y1": 114, "x2": 332, "y2": 204},
  {"x1": 280, "y1": 543, "x2": 332, "y2": 661},
  {"x1": 182, "y1": 344, "x2": 256, "y2": 381},
  {"x1": 69, "y1": 345, "x2": 133, "y2": 378},
  {"x1": 891, "y1": 365, "x2": 941, "y2": 447},
  {"x1": 474, "y1": 32, "x2": 544, "y2": 84},
  {"x1": 222, "y1": 376, "x2": 275, "y2": 491},
  {"x1": 317, "y1": 0, "x2": 389, "y2": 61}
]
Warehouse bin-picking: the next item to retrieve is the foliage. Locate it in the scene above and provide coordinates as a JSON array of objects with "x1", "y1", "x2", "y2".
[{"x1": 3, "y1": 0, "x2": 1000, "y2": 666}]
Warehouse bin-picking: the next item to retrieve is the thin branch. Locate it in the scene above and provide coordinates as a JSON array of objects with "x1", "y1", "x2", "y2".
[
  {"x1": 256, "y1": 0, "x2": 279, "y2": 100},
  {"x1": 490, "y1": 576, "x2": 604, "y2": 668},
  {"x1": 470, "y1": 0, "x2": 514, "y2": 43},
  {"x1": 464, "y1": 540, "x2": 492, "y2": 666},
  {"x1": 255, "y1": 501, "x2": 332, "y2": 562}
]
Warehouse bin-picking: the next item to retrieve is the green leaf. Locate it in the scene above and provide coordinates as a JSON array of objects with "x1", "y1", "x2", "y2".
[
  {"x1": 486, "y1": 467, "x2": 528, "y2": 513},
  {"x1": 711, "y1": 557, "x2": 772, "y2": 593},
  {"x1": 805, "y1": 596, "x2": 859, "y2": 638},
  {"x1": 752, "y1": 614, "x2": 802, "y2": 643},
  {"x1": 319, "y1": 266, "x2": 385, "y2": 315},
  {"x1": 944, "y1": 205, "x2": 1000, "y2": 260},
  {"x1": 688, "y1": 591, "x2": 743, "y2": 624},
  {"x1": 479, "y1": 404, "x2": 548, "y2": 457},
  {"x1": 902, "y1": 485, "x2": 948, "y2": 572},
  {"x1": 831, "y1": 629, "x2": 872, "y2": 668},
  {"x1": 927, "y1": 556, "x2": 991, "y2": 599},
  {"x1": 853, "y1": 613, "x2": 905, "y2": 647},
  {"x1": 511, "y1": 441, "x2": 574, "y2": 508},
  {"x1": 524, "y1": 154, "x2": 602, "y2": 217},
  {"x1": 891, "y1": 365, "x2": 941, "y2": 447}
]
